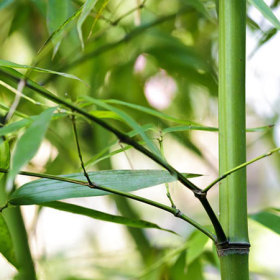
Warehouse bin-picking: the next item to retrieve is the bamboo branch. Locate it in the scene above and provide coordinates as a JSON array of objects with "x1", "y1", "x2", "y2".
[{"x1": 0, "y1": 167, "x2": 215, "y2": 241}]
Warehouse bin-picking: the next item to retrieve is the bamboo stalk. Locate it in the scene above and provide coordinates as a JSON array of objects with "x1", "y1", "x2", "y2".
[{"x1": 218, "y1": 0, "x2": 250, "y2": 278}]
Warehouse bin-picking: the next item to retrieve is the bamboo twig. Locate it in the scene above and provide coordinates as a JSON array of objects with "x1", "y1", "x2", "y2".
[{"x1": 203, "y1": 147, "x2": 280, "y2": 193}]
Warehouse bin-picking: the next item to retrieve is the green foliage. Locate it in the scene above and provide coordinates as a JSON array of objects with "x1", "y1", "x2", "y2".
[
  {"x1": 249, "y1": 0, "x2": 280, "y2": 29},
  {"x1": 0, "y1": 0, "x2": 280, "y2": 278},
  {"x1": 0, "y1": 214, "x2": 17, "y2": 268},
  {"x1": 9, "y1": 170, "x2": 191, "y2": 205},
  {"x1": 42, "y1": 201, "x2": 176, "y2": 234},
  {"x1": 7, "y1": 107, "x2": 56, "y2": 190}
]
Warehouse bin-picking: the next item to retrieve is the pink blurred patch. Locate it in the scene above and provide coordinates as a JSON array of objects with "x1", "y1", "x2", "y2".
[{"x1": 144, "y1": 70, "x2": 177, "y2": 110}]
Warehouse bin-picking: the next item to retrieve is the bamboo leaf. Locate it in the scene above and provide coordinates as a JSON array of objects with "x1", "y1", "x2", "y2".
[
  {"x1": 9, "y1": 170, "x2": 187, "y2": 205},
  {"x1": 163, "y1": 125, "x2": 217, "y2": 134},
  {"x1": 83, "y1": 97, "x2": 162, "y2": 157},
  {"x1": 249, "y1": 0, "x2": 280, "y2": 29},
  {"x1": 47, "y1": 0, "x2": 69, "y2": 56},
  {"x1": 42, "y1": 201, "x2": 176, "y2": 234},
  {"x1": 7, "y1": 107, "x2": 56, "y2": 190},
  {"x1": 77, "y1": 0, "x2": 98, "y2": 49},
  {"x1": 104, "y1": 99, "x2": 201, "y2": 126},
  {"x1": 186, "y1": 230, "x2": 209, "y2": 265},
  {"x1": 0, "y1": 214, "x2": 17, "y2": 268},
  {"x1": 0, "y1": 59, "x2": 84, "y2": 83},
  {"x1": 0, "y1": 119, "x2": 32, "y2": 137},
  {"x1": 250, "y1": 210, "x2": 280, "y2": 235}
]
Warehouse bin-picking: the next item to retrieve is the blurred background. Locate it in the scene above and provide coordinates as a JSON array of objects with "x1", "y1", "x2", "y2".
[{"x1": 0, "y1": 0, "x2": 280, "y2": 279}]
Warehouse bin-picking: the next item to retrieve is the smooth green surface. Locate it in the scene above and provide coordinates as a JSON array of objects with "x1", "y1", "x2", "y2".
[
  {"x1": 219, "y1": 0, "x2": 249, "y2": 243},
  {"x1": 42, "y1": 201, "x2": 175, "y2": 233},
  {"x1": 220, "y1": 254, "x2": 249, "y2": 280},
  {"x1": 218, "y1": 0, "x2": 249, "y2": 278},
  {"x1": 10, "y1": 170, "x2": 182, "y2": 205}
]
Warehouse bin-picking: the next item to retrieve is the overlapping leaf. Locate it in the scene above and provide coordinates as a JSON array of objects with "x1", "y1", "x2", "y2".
[{"x1": 9, "y1": 170, "x2": 198, "y2": 205}]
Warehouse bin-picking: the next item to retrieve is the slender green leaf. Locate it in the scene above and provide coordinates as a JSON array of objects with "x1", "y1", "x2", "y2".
[
  {"x1": 47, "y1": 0, "x2": 69, "y2": 55},
  {"x1": 90, "y1": 110, "x2": 123, "y2": 121},
  {"x1": 250, "y1": 210, "x2": 280, "y2": 235},
  {"x1": 10, "y1": 170, "x2": 187, "y2": 205},
  {"x1": 170, "y1": 251, "x2": 186, "y2": 280},
  {"x1": 77, "y1": 0, "x2": 98, "y2": 49},
  {"x1": 185, "y1": 258, "x2": 203, "y2": 280},
  {"x1": 83, "y1": 97, "x2": 162, "y2": 157},
  {"x1": 163, "y1": 125, "x2": 217, "y2": 134},
  {"x1": 0, "y1": 214, "x2": 17, "y2": 268},
  {"x1": 0, "y1": 59, "x2": 83, "y2": 82},
  {"x1": 249, "y1": 0, "x2": 280, "y2": 29},
  {"x1": 187, "y1": 230, "x2": 209, "y2": 264},
  {"x1": 0, "y1": 119, "x2": 32, "y2": 137},
  {"x1": 104, "y1": 99, "x2": 201, "y2": 126},
  {"x1": 7, "y1": 107, "x2": 56, "y2": 189},
  {"x1": 42, "y1": 201, "x2": 176, "y2": 234},
  {"x1": 42, "y1": 6, "x2": 82, "y2": 52}
]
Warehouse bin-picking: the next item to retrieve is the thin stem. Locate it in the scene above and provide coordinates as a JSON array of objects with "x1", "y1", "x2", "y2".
[
  {"x1": 158, "y1": 132, "x2": 176, "y2": 209},
  {"x1": 0, "y1": 168, "x2": 215, "y2": 241},
  {"x1": 71, "y1": 114, "x2": 94, "y2": 186},
  {"x1": 203, "y1": 146, "x2": 280, "y2": 193}
]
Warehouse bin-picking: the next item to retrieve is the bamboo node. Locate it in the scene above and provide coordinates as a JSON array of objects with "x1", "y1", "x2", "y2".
[{"x1": 216, "y1": 242, "x2": 250, "y2": 257}]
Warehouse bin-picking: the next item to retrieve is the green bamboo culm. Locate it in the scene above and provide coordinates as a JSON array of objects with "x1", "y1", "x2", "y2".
[{"x1": 218, "y1": 0, "x2": 250, "y2": 279}]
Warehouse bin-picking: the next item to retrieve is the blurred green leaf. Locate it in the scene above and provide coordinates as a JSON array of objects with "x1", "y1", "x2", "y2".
[
  {"x1": 83, "y1": 96, "x2": 162, "y2": 157},
  {"x1": 0, "y1": 59, "x2": 84, "y2": 83},
  {"x1": 9, "y1": 169, "x2": 183, "y2": 205},
  {"x1": 249, "y1": 0, "x2": 280, "y2": 29},
  {"x1": 77, "y1": 0, "x2": 98, "y2": 49},
  {"x1": 42, "y1": 201, "x2": 176, "y2": 234},
  {"x1": 187, "y1": 230, "x2": 209, "y2": 264},
  {"x1": 0, "y1": 119, "x2": 31, "y2": 137},
  {"x1": 185, "y1": 258, "x2": 203, "y2": 280},
  {"x1": 7, "y1": 107, "x2": 56, "y2": 189},
  {"x1": 47, "y1": 0, "x2": 70, "y2": 56},
  {"x1": 0, "y1": 214, "x2": 17, "y2": 268},
  {"x1": 104, "y1": 99, "x2": 201, "y2": 126},
  {"x1": 170, "y1": 251, "x2": 186, "y2": 280},
  {"x1": 0, "y1": 0, "x2": 13, "y2": 10},
  {"x1": 250, "y1": 210, "x2": 280, "y2": 235}
]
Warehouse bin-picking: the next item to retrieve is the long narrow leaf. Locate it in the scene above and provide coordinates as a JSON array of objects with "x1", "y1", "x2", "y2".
[
  {"x1": 42, "y1": 201, "x2": 176, "y2": 234},
  {"x1": 0, "y1": 214, "x2": 17, "y2": 268},
  {"x1": 9, "y1": 170, "x2": 190, "y2": 205},
  {"x1": 249, "y1": 0, "x2": 280, "y2": 29},
  {"x1": 77, "y1": 0, "x2": 98, "y2": 49},
  {"x1": 83, "y1": 97, "x2": 161, "y2": 157},
  {"x1": 0, "y1": 59, "x2": 83, "y2": 82},
  {"x1": 0, "y1": 119, "x2": 32, "y2": 137},
  {"x1": 250, "y1": 210, "x2": 280, "y2": 235},
  {"x1": 104, "y1": 99, "x2": 201, "y2": 126},
  {"x1": 7, "y1": 107, "x2": 56, "y2": 190}
]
